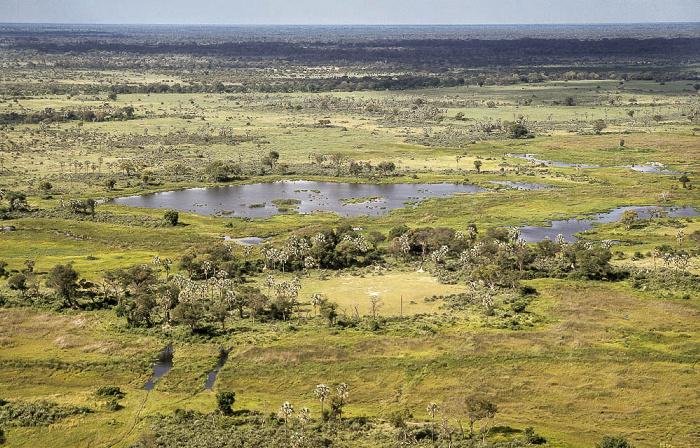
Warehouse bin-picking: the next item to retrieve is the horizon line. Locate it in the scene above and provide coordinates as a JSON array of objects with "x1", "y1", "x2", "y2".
[{"x1": 2, "y1": 21, "x2": 699, "y2": 27}]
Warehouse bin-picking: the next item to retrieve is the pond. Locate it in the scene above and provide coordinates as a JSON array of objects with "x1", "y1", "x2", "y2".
[
  {"x1": 518, "y1": 205, "x2": 698, "y2": 243},
  {"x1": 506, "y1": 153, "x2": 682, "y2": 174},
  {"x1": 205, "y1": 346, "x2": 231, "y2": 391},
  {"x1": 112, "y1": 180, "x2": 487, "y2": 218},
  {"x1": 144, "y1": 344, "x2": 174, "y2": 391}
]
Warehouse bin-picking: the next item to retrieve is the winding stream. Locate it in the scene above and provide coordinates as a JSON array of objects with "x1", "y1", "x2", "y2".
[{"x1": 518, "y1": 205, "x2": 698, "y2": 243}]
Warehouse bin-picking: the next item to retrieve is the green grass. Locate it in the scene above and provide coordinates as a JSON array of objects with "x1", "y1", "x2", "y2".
[{"x1": 1, "y1": 78, "x2": 700, "y2": 447}]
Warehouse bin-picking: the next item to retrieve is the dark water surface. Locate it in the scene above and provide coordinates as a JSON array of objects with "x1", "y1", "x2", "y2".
[
  {"x1": 144, "y1": 344, "x2": 174, "y2": 391},
  {"x1": 205, "y1": 347, "x2": 232, "y2": 391},
  {"x1": 112, "y1": 180, "x2": 487, "y2": 218},
  {"x1": 518, "y1": 206, "x2": 698, "y2": 243}
]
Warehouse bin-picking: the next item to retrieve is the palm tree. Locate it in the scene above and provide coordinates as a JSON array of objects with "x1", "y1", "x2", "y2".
[
  {"x1": 278, "y1": 402, "x2": 294, "y2": 433},
  {"x1": 336, "y1": 383, "x2": 349, "y2": 420},
  {"x1": 314, "y1": 384, "x2": 330, "y2": 421},
  {"x1": 427, "y1": 402, "x2": 439, "y2": 444},
  {"x1": 310, "y1": 294, "x2": 324, "y2": 317},
  {"x1": 297, "y1": 407, "x2": 310, "y2": 433}
]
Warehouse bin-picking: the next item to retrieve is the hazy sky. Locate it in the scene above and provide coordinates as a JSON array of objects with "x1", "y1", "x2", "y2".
[{"x1": 1, "y1": 0, "x2": 699, "y2": 25}]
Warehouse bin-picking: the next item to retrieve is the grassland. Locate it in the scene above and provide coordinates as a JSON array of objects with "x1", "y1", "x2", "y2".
[{"x1": 1, "y1": 61, "x2": 699, "y2": 448}]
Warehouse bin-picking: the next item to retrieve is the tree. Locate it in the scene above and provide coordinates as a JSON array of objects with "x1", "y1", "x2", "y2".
[
  {"x1": 377, "y1": 161, "x2": 396, "y2": 176},
  {"x1": 592, "y1": 119, "x2": 607, "y2": 133},
  {"x1": 4, "y1": 191, "x2": 28, "y2": 211},
  {"x1": 427, "y1": 402, "x2": 439, "y2": 444},
  {"x1": 508, "y1": 123, "x2": 528, "y2": 138},
  {"x1": 39, "y1": 181, "x2": 52, "y2": 193},
  {"x1": 473, "y1": 159, "x2": 482, "y2": 173},
  {"x1": 172, "y1": 302, "x2": 204, "y2": 331},
  {"x1": 676, "y1": 230, "x2": 685, "y2": 248},
  {"x1": 320, "y1": 300, "x2": 338, "y2": 327},
  {"x1": 297, "y1": 407, "x2": 311, "y2": 432},
  {"x1": 46, "y1": 263, "x2": 80, "y2": 307},
  {"x1": 119, "y1": 160, "x2": 136, "y2": 176},
  {"x1": 278, "y1": 401, "x2": 294, "y2": 432},
  {"x1": 103, "y1": 178, "x2": 116, "y2": 191},
  {"x1": 164, "y1": 210, "x2": 179, "y2": 226},
  {"x1": 314, "y1": 384, "x2": 330, "y2": 421},
  {"x1": 596, "y1": 435, "x2": 636, "y2": 448},
  {"x1": 620, "y1": 210, "x2": 638, "y2": 230},
  {"x1": 679, "y1": 174, "x2": 690, "y2": 188},
  {"x1": 216, "y1": 391, "x2": 236, "y2": 416},
  {"x1": 335, "y1": 383, "x2": 349, "y2": 420},
  {"x1": 8, "y1": 273, "x2": 28, "y2": 297},
  {"x1": 464, "y1": 396, "x2": 497, "y2": 437},
  {"x1": 388, "y1": 406, "x2": 412, "y2": 441},
  {"x1": 564, "y1": 96, "x2": 575, "y2": 106},
  {"x1": 206, "y1": 161, "x2": 242, "y2": 182}
]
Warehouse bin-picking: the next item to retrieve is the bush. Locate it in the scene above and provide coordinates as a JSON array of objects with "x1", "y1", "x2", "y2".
[
  {"x1": 216, "y1": 391, "x2": 236, "y2": 416},
  {"x1": 164, "y1": 210, "x2": 179, "y2": 226},
  {"x1": 596, "y1": 435, "x2": 636, "y2": 448},
  {"x1": 95, "y1": 386, "x2": 125, "y2": 399},
  {"x1": 524, "y1": 426, "x2": 546, "y2": 444},
  {"x1": 0, "y1": 400, "x2": 91, "y2": 427},
  {"x1": 509, "y1": 123, "x2": 529, "y2": 138}
]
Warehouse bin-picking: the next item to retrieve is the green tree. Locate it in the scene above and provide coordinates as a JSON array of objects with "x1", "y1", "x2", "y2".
[
  {"x1": 103, "y1": 178, "x2": 116, "y2": 191},
  {"x1": 679, "y1": 174, "x2": 690, "y2": 188},
  {"x1": 172, "y1": 302, "x2": 204, "y2": 331},
  {"x1": 508, "y1": 123, "x2": 529, "y2": 138},
  {"x1": 119, "y1": 160, "x2": 136, "y2": 176},
  {"x1": 46, "y1": 263, "x2": 80, "y2": 307},
  {"x1": 4, "y1": 191, "x2": 28, "y2": 212},
  {"x1": 464, "y1": 396, "x2": 497, "y2": 437},
  {"x1": 377, "y1": 161, "x2": 396, "y2": 176},
  {"x1": 592, "y1": 119, "x2": 607, "y2": 133},
  {"x1": 473, "y1": 159, "x2": 482, "y2": 173},
  {"x1": 8, "y1": 273, "x2": 28, "y2": 297},
  {"x1": 388, "y1": 406, "x2": 412, "y2": 441},
  {"x1": 620, "y1": 209, "x2": 638, "y2": 230},
  {"x1": 216, "y1": 391, "x2": 236, "y2": 416},
  {"x1": 39, "y1": 181, "x2": 52, "y2": 193},
  {"x1": 164, "y1": 210, "x2": 179, "y2": 226}
]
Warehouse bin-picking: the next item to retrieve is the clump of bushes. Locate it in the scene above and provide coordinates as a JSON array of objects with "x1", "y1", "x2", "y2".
[{"x1": 0, "y1": 400, "x2": 91, "y2": 427}]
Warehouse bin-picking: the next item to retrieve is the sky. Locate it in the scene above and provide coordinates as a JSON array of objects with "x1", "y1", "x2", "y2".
[{"x1": 1, "y1": 0, "x2": 699, "y2": 25}]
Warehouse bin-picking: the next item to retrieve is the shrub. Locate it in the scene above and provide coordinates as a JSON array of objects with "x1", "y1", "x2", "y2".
[
  {"x1": 509, "y1": 123, "x2": 529, "y2": 138},
  {"x1": 95, "y1": 386, "x2": 125, "y2": 399},
  {"x1": 596, "y1": 435, "x2": 636, "y2": 448},
  {"x1": 216, "y1": 391, "x2": 236, "y2": 416},
  {"x1": 164, "y1": 210, "x2": 179, "y2": 226},
  {"x1": 0, "y1": 400, "x2": 91, "y2": 427},
  {"x1": 524, "y1": 426, "x2": 546, "y2": 444}
]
